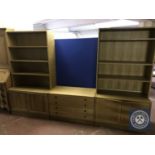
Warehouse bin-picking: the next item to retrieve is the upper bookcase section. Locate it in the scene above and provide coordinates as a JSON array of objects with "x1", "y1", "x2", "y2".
[{"x1": 7, "y1": 31, "x2": 47, "y2": 46}]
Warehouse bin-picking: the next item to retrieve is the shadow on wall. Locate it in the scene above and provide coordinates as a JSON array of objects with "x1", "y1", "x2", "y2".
[{"x1": 55, "y1": 38, "x2": 98, "y2": 88}]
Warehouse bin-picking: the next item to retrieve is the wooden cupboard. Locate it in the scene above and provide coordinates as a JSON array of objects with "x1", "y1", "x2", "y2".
[
  {"x1": 8, "y1": 87, "x2": 49, "y2": 118},
  {"x1": 95, "y1": 94, "x2": 151, "y2": 129}
]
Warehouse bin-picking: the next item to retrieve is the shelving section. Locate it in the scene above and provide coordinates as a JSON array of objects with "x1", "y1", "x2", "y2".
[
  {"x1": 97, "y1": 28, "x2": 155, "y2": 97},
  {"x1": 6, "y1": 31, "x2": 56, "y2": 89}
]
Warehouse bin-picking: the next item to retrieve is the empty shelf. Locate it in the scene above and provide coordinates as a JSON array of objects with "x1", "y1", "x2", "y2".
[
  {"x1": 98, "y1": 74, "x2": 150, "y2": 82},
  {"x1": 11, "y1": 60, "x2": 48, "y2": 63},
  {"x1": 98, "y1": 61, "x2": 153, "y2": 65},
  {"x1": 12, "y1": 72, "x2": 49, "y2": 77}
]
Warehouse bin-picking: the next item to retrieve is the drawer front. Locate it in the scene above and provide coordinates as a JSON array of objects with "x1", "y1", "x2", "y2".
[
  {"x1": 50, "y1": 95, "x2": 91, "y2": 107},
  {"x1": 27, "y1": 93, "x2": 49, "y2": 115},
  {"x1": 95, "y1": 98, "x2": 121, "y2": 123},
  {"x1": 9, "y1": 92, "x2": 27, "y2": 112},
  {"x1": 50, "y1": 108, "x2": 93, "y2": 121}
]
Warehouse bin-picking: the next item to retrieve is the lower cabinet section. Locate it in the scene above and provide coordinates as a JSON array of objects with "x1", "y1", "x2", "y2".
[
  {"x1": 8, "y1": 87, "x2": 152, "y2": 131},
  {"x1": 49, "y1": 94, "x2": 94, "y2": 123},
  {"x1": 9, "y1": 90, "x2": 49, "y2": 118},
  {"x1": 95, "y1": 94, "x2": 151, "y2": 130}
]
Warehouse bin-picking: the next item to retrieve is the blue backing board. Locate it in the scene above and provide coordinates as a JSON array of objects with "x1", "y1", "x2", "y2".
[{"x1": 55, "y1": 38, "x2": 98, "y2": 88}]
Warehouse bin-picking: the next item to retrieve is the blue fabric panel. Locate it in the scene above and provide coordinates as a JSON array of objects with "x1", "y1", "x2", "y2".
[{"x1": 55, "y1": 38, "x2": 98, "y2": 88}]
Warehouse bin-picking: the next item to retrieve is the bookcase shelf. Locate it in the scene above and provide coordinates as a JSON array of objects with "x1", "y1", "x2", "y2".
[
  {"x1": 12, "y1": 72, "x2": 49, "y2": 77},
  {"x1": 6, "y1": 31, "x2": 56, "y2": 89},
  {"x1": 97, "y1": 28, "x2": 155, "y2": 97}
]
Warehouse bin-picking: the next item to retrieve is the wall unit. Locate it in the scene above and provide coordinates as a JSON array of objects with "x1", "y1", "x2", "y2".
[
  {"x1": 6, "y1": 31, "x2": 56, "y2": 89},
  {"x1": 97, "y1": 28, "x2": 155, "y2": 97},
  {"x1": 0, "y1": 69, "x2": 11, "y2": 110},
  {"x1": 0, "y1": 28, "x2": 8, "y2": 68}
]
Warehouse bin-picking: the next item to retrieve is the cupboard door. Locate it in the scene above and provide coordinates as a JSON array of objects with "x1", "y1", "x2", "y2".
[
  {"x1": 9, "y1": 92, "x2": 27, "y2": 113},
  {"x1": 95, "y1": 98, "x2": 121, "y2": 124},
  {"x1": 120, "y1": 101, "x2": 151, "y2": 126},
  {"x1": 27, "y1": 93, "x2": 49, "y2": 117}
]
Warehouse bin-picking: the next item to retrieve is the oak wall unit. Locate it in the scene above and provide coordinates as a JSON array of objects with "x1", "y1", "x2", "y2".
[
  {"x1": 6, "y1": 31, "x2": 56, "y2": 89},
  {"x1": 97, "y1": 28, "x2": 155, "y2": 97},
  {"x1": 0, "y1": 28, "x2": 8, "y2": 68}
]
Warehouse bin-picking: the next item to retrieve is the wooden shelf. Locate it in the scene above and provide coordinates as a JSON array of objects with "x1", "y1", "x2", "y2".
[
  {"x1": 98, "y1": 61, "x2": 153, "y2": 66},
  {"x1": 9, "y1": 46, "x2": 47, "y2": 48},
  {"x1": 11, "y1": 60, "x2": 48, "y2": 63},
  {"x1": 12, "y1": 72, "x2": 49, "y2": 77},
  {"x1": 98, "y1": 88, "x2": 141, "y2": 93},
  {"x1": 100, "y1": 38, "x2": 155, "y2": 42},
  {"x1": 98, "y1": 74, "x2": 150, "y2": 82}
]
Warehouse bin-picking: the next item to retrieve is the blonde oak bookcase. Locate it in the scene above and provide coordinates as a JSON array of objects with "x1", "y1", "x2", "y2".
[
  {"x1": 95, "y1": 28, "x2": 155, "y2": 129},
  {"x1": 6, "y1": 31, "x2": 56, "y2": 89},
  {"x1": 7, "y1": 28, "x2": 155, "y2": 131},
  {"x1": 97, "y1": 28, "x2": 155, "y2": 97}
]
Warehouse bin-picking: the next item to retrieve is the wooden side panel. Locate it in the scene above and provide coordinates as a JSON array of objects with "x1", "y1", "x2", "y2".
[
  {"x1": 47, "y1": 31, "x2": 56, "y2": 88},
  {"x1": 0, "y1": 29, "x2": 8, "y2": 68}
]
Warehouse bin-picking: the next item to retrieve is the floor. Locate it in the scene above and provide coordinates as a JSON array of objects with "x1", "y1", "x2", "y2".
[{"x1": 0, "y1": 89, "x2": 155, "y2": 135}]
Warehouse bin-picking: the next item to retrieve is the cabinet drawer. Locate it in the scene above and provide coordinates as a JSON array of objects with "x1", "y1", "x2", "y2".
[
  {"x1": 49, "y1": 94, "x2": 94, "y2": 110},
  {"x1": 50, "y1": 108, "x2": 93, "y2": 121}
]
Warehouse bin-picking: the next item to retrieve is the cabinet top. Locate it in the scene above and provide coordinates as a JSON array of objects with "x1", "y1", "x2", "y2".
[{"x1": 9, "y1": 86, "x2": 96, "y2": 97}]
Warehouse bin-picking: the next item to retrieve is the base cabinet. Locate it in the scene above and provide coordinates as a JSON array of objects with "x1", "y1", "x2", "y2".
[
  {"x1": 9, "y1": 91, "x2": 49, "y2": 118},
  {"x1": 95, "y1": 95, "x2": 151, "y2": 129}
]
